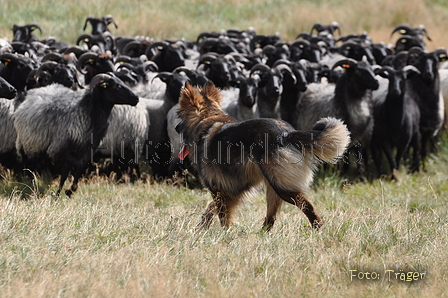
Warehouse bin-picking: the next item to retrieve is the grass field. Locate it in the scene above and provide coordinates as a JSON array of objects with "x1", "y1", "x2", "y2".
[
  {"x1": 1, "y1": 0, "x2": 448, "y2": 297},
  {"x1": 1, "y1": 142, "x2": 448, "y2": 297}
]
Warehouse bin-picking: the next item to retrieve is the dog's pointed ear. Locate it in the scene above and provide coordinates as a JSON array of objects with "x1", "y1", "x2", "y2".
[
  {"x1": 202, "y1": 80, "x2": 222, "y2": 106},
  {"x1": 179, "y1": 81, "x2": 206, "y2": 112}
]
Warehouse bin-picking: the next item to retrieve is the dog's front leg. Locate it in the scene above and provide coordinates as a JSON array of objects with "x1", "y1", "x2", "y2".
[
  {"x1": 197, "y1": 191, "x2": 237, "y2": 229},
  {"x1": 196, "y1": 199, "x2": 217, "y2": 229}
]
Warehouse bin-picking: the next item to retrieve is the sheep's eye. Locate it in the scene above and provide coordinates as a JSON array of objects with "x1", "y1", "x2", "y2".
[{"x1": 100, "y1": 82, "x2": 108, "y2": 88}]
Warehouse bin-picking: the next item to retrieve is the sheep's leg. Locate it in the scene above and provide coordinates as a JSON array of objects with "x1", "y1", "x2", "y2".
[
  {"x1": 371, "y1": 143, "x2": 383, "y2": 177},
  {"x1": 420, "y1": 132, "x2": 431, "y2": 166},
  {"x1": 356, "y1": 146, "x2": 367, "y2": 182},
  {"x1": 60, "y1": 153, "x2": 84, "y2": 197},
  {"x1": 56, "y1": 161, "x2": 70, "y2": 196},
  {"x1": 382, "y1": 144, "x2": 398, "y2": 179},
  {"x1": 263, "y1": 182, "x2": 283, "y2": 232},
  {"x1": 409, "y1": 133, "x2": 421, "y2": 173},
  {"x1": 395, "y1": 142, "x2": 409, "y2": 171}
]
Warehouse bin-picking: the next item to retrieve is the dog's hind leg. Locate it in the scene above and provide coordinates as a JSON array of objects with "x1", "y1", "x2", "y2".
[
  {"x1": 262, "y1": 182, "x2": 283, "y2": 232},
  {"x1": 275, "y1": 189, "x2": 322, "y2": 230}
]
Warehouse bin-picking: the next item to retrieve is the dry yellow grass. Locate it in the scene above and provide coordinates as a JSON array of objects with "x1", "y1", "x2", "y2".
[{"x1": 1, "y1": 167, "x2": 447, "y2": 297}]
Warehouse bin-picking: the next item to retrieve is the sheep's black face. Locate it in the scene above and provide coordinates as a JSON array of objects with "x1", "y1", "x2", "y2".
[
  {"x1": 0, "y1": 77, "x2": 16, "y2": 99},
  {"x1": 100, "y1": 76, "x2": 139, "y2": 106},
  {"x1": 354, "y1": 61, "x2": 379, "y2": 91}
]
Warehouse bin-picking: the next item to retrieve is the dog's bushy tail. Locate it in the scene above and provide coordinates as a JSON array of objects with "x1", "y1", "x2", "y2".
[{"x1": 286, "y1": 117, "x2": 351, "y2": 163}]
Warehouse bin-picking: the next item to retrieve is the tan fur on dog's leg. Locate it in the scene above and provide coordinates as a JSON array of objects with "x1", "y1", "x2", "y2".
[
  {"x1": 263, "y1": 182, "x2": 284, "y2": 232},
  {"x1": 276, "y1": 190, "x2": 322, "y2": 230},
  {"x1": 197, "y1": 200, "x2": 217, "y2": 229},
  {"x1": 215, "y1": 192, "x2": 239, "y2": 228},
  {"x1": 197, "y1": 191, "x2": 239, "y2": 229},
  {"x1": 293, "y1": 192, "x2": 322, "y2": 230}
]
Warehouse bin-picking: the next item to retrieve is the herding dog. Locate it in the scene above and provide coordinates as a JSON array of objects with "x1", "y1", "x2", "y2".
[{"x1": 176, "y1": 81, "x2": 350, "y2": 231}]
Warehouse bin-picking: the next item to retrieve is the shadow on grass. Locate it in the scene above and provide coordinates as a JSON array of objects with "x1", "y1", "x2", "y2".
[{"x1": 0, "y1": 166, "x2": 55, "y2": 200}]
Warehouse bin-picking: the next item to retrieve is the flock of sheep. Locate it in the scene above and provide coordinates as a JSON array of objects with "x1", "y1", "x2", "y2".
[{"x1": 0, "y1": 16, "x2": 447, "y2": 195}]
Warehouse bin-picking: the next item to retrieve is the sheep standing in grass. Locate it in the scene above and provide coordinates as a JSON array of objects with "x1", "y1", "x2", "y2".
[
  {"x1": 143, "y1": 69, "x2": 190, "y2": 178},
  {"x1": 371, "y1": 65, "x2": 421, "y2": 179},
  {"x1": 14, "y1": 74, "x2": 139, "y2": 196},
  {"x1": 0, "y1": 53, "x2": 35, "y2": 169},
  {"x1": 293, "y1": 58, "x2": 379, "y2": 177},
  {"x1": 405, "y1": 47, "x2": 447, "y2": 163},
  {"x1": 0, "y1": 77, "x2": 18, "y2": 168}
]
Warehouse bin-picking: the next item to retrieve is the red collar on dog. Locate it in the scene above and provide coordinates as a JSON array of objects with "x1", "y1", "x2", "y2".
[{"x1": 178, "y1": 144, "x2": 190, "y2": 160}]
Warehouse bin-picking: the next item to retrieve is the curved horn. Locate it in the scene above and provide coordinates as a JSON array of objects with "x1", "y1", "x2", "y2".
[
  {"x1": 122, "y1": 40, "x2": 144, "y2": 56},
  {"x1": 76, "y1": 52, "x2": 99, "y2": 73},
  {"x1": 262, "y1": 44, "x2": 276, "y2": 55},
  {"x1": 402, "y1": 65, "x2": 421, "y2": 76},
  {"x1": 290, "y1": 39, "x2": 311, "y2": 49},
  {"x1": 89, "y1": 73, "x2": 113, "y2": 89},
  {"x1": 141, "y1": 60, "x2": 159, "y2": 72},
  {"x1": 197, "y1": 52, "x2": 219, "y2": 67},
  {"x1": 417, "y1": 24, "x2": 432, "y2": 41},
  {"x1": 223, "y1": 53, "x2": 237, "y2": 65},
  {"x1": 407, "y1": 46, "x2": 424, "y2": 56},
  {"x1": 295, "y1": 32, "x2": 311, "y2": 40},
  {"x1": 104, "y1": 14, "x2": 118, "y2": 29},
  {"x1": 249, "y1": 63, "x2": 271, "y2": 77},
  {"x1": 151, "y1": 72, "x2": 171, "y2": 84},
  {"x1": 434, "y1": 47, "x2": 448, "y2": 62},
  {"x1": 0, "y1": 53, "x2": 19, "y2": 64},
  {"x1": 339, "y1": 40, "x2": 359, "y2": 50},
  {"x1": 62, "y1": 46, "x2": 86, "y2": 59},
  {"x1": 272, "y1": 58, "x2": 291, "y2": 68},
  {"x1": 196, "y1": 31, "x2": 219, "y2": 43},
  {"x1": 274, "y1": 63, "x2": 296, "y2": 84},
  {"x1": 76, "y1": 34, "x2": 93, "y2": 46},
  {"x1": 310, "y1": 23, "x2": 323, "y2": 34},
  {"x1": 27, "y1": 23, "x2": 42, "y2": 35},
  {"x1": 116, "y1": 62, "x2": 135, "y2": 71},
  {"x1": 149, "y1": 41, "x2": 169, "y2": 51},
  {"x1": 330, "y1": 21, "x2": 341, "y2": 35},
  {"x1": 250, "y1": 34, "x2": 267, "y2": 51},
  {"x1": 114, "y1": 55, "x2": 132, "y2": 64},
  {"x1": 332, "y1": 58, "x2": 357, "y2": 70},
  {"x1": 390, "y1": 24, "x2": 413, "y2": 39},
  {"x1": 41, "y1": 52, "x2": 65, "y2": 64},
  {"x1": 172, "y1": 66, "x2": 192, "y2": 74},
  {"x1": 375, "y1": 65, "x2": 394, "y2": 77},
  {"x1": 36, "y1": 61, "x2": 58, "y2": 78},
  {"x1": 83, "y1": 17, "x2": 95, "y2": 31}
]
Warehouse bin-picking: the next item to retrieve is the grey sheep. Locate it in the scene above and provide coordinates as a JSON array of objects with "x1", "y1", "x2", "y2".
[
  {"x1": 14, "y1": 74, "x2": 139, "y2": 196},
  {"x1": 293, "y1": 58, "x2": 379, "y2": 177}
]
